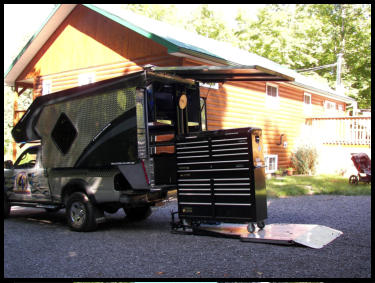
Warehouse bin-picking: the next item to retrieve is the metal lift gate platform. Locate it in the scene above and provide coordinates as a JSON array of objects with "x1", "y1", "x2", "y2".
[{"x1": 190, "y1": 223, "x2": 343, "y2": 249}]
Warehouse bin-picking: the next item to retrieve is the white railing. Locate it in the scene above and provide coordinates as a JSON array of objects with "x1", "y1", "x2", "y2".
[{"x1": 305, "y1": 117, "x2": 371, "y2": 146}]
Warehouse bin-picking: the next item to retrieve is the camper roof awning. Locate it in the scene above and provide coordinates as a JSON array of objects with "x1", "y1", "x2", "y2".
[{"x1": 151, "y1": 65, "x2": 295, "y2": 83}]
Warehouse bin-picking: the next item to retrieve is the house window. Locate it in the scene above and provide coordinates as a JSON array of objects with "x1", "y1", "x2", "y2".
[
  {"x1": 78, "y1": 72, "x2": 95, "y2": 86},
  {"x1": 265, "y1": 154, "x2": 278, "y2": 173},
  {"x1": 266, "y1": 83, "x2": 279, "y2": 108},
  {"x1": 324, "y1": 101, "x2": 336, "y2": 114},
  {"x1": 199, "y1": 82, "x2": 219, "y2": 90},
  {"x1": 42, "y1": 80, "x2": 52, "y2": 95},
  {"x1": 303, "y1": 93, "x2": 312, "y2": 115},
  {"x1": 338, "y1": 104, "x2": 343, "y2": 112}
]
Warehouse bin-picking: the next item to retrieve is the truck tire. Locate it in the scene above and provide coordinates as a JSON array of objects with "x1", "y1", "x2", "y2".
[
  {"x1": 66, "y1": 192, "x2": 98, "y2": 232},
  {"x1": 4, "y1": 194, "x2": 11, "y2": 218},
  {"x1": 123, "y1": 205, "x2": 152, "y2": 221}
]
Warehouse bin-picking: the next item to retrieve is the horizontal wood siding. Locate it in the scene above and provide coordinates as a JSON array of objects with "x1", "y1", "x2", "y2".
[
  {"x1": 17, "y1": 5, "x2": 170, "y2": 82},
  {"x1": 198, "y1": 79, "x2": 347, "y2": 169},
  {"x1": 33, "y1": 55, "x2": 181, "y2": 95}
]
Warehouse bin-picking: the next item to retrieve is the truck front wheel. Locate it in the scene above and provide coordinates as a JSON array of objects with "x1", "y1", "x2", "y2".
[
  {"x1": 66, "y1": 192, "x2": 97, "y2": 232},
  {"x1": 123, "y1": 205, "x2": 152, "y2": 221}
]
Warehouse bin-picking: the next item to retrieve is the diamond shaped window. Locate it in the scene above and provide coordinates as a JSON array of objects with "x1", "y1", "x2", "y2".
[{"x1": 51, "y1": 113, "x2": 77, "y2": 154}]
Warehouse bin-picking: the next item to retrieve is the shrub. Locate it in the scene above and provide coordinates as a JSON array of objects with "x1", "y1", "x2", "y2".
[
  {"x1": 291, "y1": 144, "x2": 318, "y2": 175},
  {"x1": 275, "y1": 167, "x2": 286, "y2": 176}
]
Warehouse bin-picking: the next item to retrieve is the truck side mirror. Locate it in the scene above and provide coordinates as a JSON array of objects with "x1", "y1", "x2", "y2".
[{"x1": 4, "y1": 160, "x2": 14, "y2": 169}]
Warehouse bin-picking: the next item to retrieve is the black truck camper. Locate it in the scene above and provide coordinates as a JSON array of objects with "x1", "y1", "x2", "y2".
[{"x1": 8, "y1": 65, "x2": 293, "y2": 232}]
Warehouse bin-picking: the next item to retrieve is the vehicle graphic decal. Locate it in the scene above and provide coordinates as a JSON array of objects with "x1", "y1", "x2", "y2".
[{"x1": 14, "y1": 172, "x2": 31, "y2": 194}]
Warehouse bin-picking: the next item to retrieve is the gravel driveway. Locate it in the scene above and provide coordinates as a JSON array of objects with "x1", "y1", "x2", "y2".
[{"x1": 4, "y1": 195, "x2": 371, "y2": 279}]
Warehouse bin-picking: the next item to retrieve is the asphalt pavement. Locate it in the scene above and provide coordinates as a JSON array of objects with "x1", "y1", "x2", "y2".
[{"x1": 4, "y1": 195, "x2": 371, "y2": 279}]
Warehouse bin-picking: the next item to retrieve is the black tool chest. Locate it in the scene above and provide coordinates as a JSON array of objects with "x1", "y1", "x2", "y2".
[{"x1": 175, "y1": 127, "x2": 267, "y2": 231}]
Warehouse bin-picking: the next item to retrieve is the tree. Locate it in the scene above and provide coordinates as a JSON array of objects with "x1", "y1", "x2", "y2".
[
  {"x1": 124, "y1": 4, "x2": 236, "y2": 45},
  {"x1": 184, "y1": 4, "x2": 235, "y2": 43},
  {"x1": 304, "y1": 4, "x2": 371, "y2": 108},
  {"x1": 4, "y1": 86, "x2": 33, "y2": 160},
  {"x1": 233, "y1": 4, "x2": 371, "y2": 108},
  {"x1": 4, "y1": 87, "x2": 14, "y2": 160},
  {"x1": 123, "y1": 4, "x2": 183, "y2": 26}
]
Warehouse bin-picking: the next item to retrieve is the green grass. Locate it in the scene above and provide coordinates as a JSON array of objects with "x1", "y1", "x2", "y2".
[{"x1": 266, "y1": 174, "x2": 371, "y2": 198}]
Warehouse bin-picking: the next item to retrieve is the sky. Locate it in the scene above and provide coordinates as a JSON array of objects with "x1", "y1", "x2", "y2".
[
  {"x1": 3, "y1": 4, "x2": 264, "y2": 75},
  {"x1": 4, "y1": 4, "x2": 56, "y2": 74}
]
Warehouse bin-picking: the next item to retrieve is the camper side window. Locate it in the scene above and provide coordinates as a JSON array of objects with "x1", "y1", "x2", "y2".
[{"x1": 51, "y1": 113, "x2": 77, "y2": 154}]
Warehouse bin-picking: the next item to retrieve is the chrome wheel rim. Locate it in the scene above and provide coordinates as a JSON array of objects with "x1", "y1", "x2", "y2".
[{"x1": 70, "y1": 201, "x2": 86, "y2": 227}]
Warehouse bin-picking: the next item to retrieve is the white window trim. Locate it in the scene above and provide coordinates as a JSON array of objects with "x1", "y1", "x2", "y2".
[
  {"x1": 78, "y1": 72, "x2": 96, "y2": 86},
  {"x1": 199, "y1": 82, "x2": 219, "y2": 90},
  {"x1": 266, "y1": 83, "x2": 279, "y2": 108},
  {"x1": 265, "y1": 154, "x2": 278, "y2": 174},
  {"x1": 303, "y1": 92, "x2": 312, "y2": 115},
  {"x1": 42, "y1": 79, "x2": 52, "y2": 95},
  {"x1": 324, "y1": 100, "x2": 336, "y2": 112}
]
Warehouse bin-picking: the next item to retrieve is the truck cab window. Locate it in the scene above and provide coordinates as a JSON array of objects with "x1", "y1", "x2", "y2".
[{"x1": 14, "y1": 147, "x2": 38, "y2": 169}]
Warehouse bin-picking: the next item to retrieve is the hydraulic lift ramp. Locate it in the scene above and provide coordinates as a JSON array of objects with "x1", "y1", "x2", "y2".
[{"x1": 193, "y1": 223, "x2": 343, "y2": 249}]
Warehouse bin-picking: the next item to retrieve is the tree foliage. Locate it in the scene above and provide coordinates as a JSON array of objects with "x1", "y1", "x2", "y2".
[
  {"x1": 123, "y1": 4, "x2": 183, "y2": 26},
  {"x1": 184, "y1": 4, "x2": 236, "y2": 43},
  {"x1": 233, "y1": 4, "x2": 371, "y2": 108},
  {"x1": 4, "y1": 87, "x2": 33, "y2": 160},
  {"x1": 124, "y1": 4, "x2": 371, "y2": 108}
]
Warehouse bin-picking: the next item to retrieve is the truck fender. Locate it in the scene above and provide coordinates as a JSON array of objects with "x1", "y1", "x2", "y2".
[{"x1": 61, "y1": 179, "x2": 97, "y2": 206}]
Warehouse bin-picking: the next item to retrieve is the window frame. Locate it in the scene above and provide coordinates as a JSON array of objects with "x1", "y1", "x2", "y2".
[
  {"x1": 324, "y1": 100, "x2": 336, "y2": 113},
  {"x1": 264, "y1": 154, "x2": 278, "y2": 174},
  {"x1": 42, "y1": 79, "x2": 52, "y2": 95},
  {"x1": 14, "y1": 146, "x2": 39, "y2": 169},
  {"x1": 199, "y1": 82, "x2": 219, "y2": 90},
  {"x1": 78, "y1": 72, "x2": 96, "y2": 86},
  {"x1": 303, "y1": 92, "x2": 312, "y2": 115},
  {"x1": 266, "y1": 83, "x2": 279, "y2": 108}
]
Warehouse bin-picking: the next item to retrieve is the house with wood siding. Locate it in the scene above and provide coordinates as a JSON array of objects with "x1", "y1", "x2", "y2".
[{"x1": 5, "y1": 4, "x2": 360, "y2": 173}]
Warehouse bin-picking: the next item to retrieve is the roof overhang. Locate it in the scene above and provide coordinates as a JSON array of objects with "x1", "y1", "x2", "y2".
[
  {"x1": 151, "y1": 65, "x2": 294, "y2": 83},
  {"x1": 288, "y1": 81, "x2": 357, "y2": 104}
]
